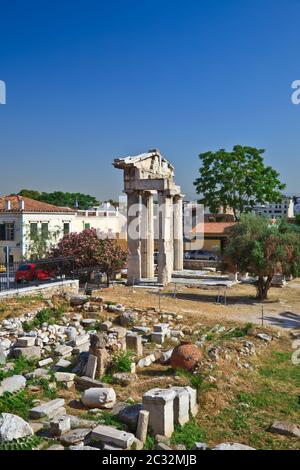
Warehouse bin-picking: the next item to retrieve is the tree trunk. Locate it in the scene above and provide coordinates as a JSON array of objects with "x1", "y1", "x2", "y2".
[
  {"x1": 256, "y1": 276, "x2": 273, "y2": 301},
  {"x1": 106, "y1": 274, "x2": 110, "y2": 287}
]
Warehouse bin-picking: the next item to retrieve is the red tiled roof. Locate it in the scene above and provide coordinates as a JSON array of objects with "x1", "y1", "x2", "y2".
[
  {"x1": 192, "y1": 222, "x2": 236, "y2": 235},
  {"x1": 0, "y1": 195, "x2": 75, "y2": 213}
]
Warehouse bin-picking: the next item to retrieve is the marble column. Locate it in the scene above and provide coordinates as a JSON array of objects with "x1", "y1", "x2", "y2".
[
  {"x1": 141, "y1": 192, "x2": 154, "y2": 278},
  {"x1": 157, "y1": 191, "x2": 174, "y2": 285},
  {"x1": 126, "y1": 191, "x2": 141, "y2": 285},
  {"x1": 173, "y1": 194, "x2": 183, "y2": 271}
]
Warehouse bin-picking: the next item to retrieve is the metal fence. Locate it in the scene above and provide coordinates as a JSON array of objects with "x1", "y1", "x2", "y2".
[{"x1": 0, "y1": 256, "x2": 75, "y2": 292}]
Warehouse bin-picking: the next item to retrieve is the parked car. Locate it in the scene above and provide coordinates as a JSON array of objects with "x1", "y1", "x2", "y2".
[
  {"x1": 0, "y1": 264, "x2": 6, "y2": 273},
  {"x1": 186, "y1": 250, "x2": 218, "y2": 261},
  {"x1": 15, "y1": 263, "x2": 57, "y2": 283}
]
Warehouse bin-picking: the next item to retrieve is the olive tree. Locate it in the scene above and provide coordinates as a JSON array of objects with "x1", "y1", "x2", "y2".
[{"x1": 224, "y1": 215, "x2": 300, "y2": 300}]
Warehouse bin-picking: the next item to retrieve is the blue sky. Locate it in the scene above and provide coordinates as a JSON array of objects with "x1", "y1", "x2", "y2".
[{"x1": 1, "y1": 0, "x2": 300, "y2": 201}]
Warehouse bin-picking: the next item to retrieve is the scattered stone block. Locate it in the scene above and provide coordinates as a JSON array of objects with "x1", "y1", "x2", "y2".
[
  {"x1": 143, "y1": 388, "x2": 176, "y2": 437},
  {"x1": 30, "y1": 398, "x2": 65, "y2": 419},
  {"x1": 172, "y1": 387, "x2": 190, "y2": 426},
  {"x1": 212, "y1": 442, "x2": 255, "y2": 450},
  {"x1": 60, "y1": 428, "x2": 91, "y2": 446},
  {"x1": 136, "y1": 410, "x2": 149, "y2": 444},
  {"x1": 137, "y1": 354, "x2": 156, "y2": 368},
  {"x1": 126, "y1": 333, "x2": 143, "y2": 357},
  {"x1": 54, "y1": 345, "x2": 73, "y2": 357},
  {"x1": 16, "y1": 336, "x2": 36, "y2": 347},
  {"x1": 54, "y1": 372, "x2": 75, "y2": 383},
  {"x1": 132, "y1": 326, "x2": 151, "y2": 334},
  {"x1": 112, "y1": 373, "x2": 137, "y2": 386},
  {"x1": 184, "y1": 386, "x2": 199, "y2": 417},
  {"x1": 91, "y1": 424, "x2": 135, "y2": 449},
  {"x1": 151, "y1": 332, "x2": 165, "y2": 344},
  {"x1": 81, "y1": 387, "x2": 116, "y2": 409},
  {"x1": 50, "y1": 416, "x2": 71, "y2": 437},
  {"x1": 70, "y1": 295, "x2": 89, "y2": 306},
  {"x1": 108, "y1": 326, "x2": 127, "y2": 339},
  {"x1": 117, "y1": 403, "x2": 143, "y2": 431},
  {"x1": 156, "y1": 442, "x2": 172, "y2": 450},
  {"x1": 99, "y1": 320, "x2": 113, "y2": 331},
  {"x1": 38, "y1": 357, "x2": 53, "y2": 367},
  {"x1": 0, "y1": 375, "x2": 26, "y2": 396},
  {"x1": 47, "y1": 444, "x2": 65, "y2": 450},
  {"x1": 55, "y1": 358, "x2": 72, "y2": 368},
  {"x1": 0, "y1": 413, "x2": 34, "y2": 441},
  {"x1": 85, "y1": 354, "x2": 97, "y2": 379},
  {"x1": 75, "y1": 376, "x2": 106, "y2": 391},
  {"x1": 192, "y1": 442, "x2": 208, "y2": 450},
  {"x1": 160, "y1": 349, "x2": 173, "y2": 364},
  {"x1": 13, "y1": 346, "x2": 41, "y2": 360},
  {"x1": 269, "y1": 421, "x2": 300, "y2": 438}
]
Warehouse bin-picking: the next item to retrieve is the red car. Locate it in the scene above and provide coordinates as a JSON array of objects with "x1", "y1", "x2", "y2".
[{"x1": 15, "y1": 263, "x2": 56, "y2": 283}]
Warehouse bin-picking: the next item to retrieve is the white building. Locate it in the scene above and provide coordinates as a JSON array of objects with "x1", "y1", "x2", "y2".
[
  {"x1": 0, "y1": 196, "x2": 126, "y2": 263},
  {"x1": 253, "y1": 196, "x2": 294, "y2": 219}
]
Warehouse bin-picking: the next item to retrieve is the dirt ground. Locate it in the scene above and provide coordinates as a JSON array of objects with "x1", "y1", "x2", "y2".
[{"x1": 99, "y1": 280, "x2": 300, "y2": 333}]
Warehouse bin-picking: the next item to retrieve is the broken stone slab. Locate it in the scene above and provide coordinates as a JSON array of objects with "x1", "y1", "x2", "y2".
[
  {"x1": 151, "y1": 332, "x2": 165, "y2": 344},
  {"x1": 112, "y1": 373, "x2": 137, "y2": 386},
  {"x1": 117, "y1": 403, "x2": 143, "y2": 432},
  {"x1": 256, "y1": 333, "x2": 272, "y2": 342},
  {"x1": 75, "y1": 376, "x2": 106, "y2": 391},
  {"x1": 81, "y1": 319, "x2": 96, "y2": 328},
  {"x1": 26, "y1": 368, "x2": 50, "y2": 380},
  {"x1": 213, "y1": 443, "x2": 256, "y2": 450},
  {"x1": 126, "y1": 333, "x2": 143, "y2": 357},
  {"x1": 85, "y1": 354, "x2": 97, "y2": 379},
  {"x1": 269, "y1": 421, "x2": 300, "y2": 438},
  {"x1": 69, "y1": 444, "x2": 99, "y2": 450},
  {"x1": 0, "y1": 375, "x2": 26, "y2": 396},
  {"x1": 137, "y1": 354, "x2": 156, "y2": 368},
  {"x1": 70, "y1": 295, "x2": 89, "y2": 306},
  {"x1": 172, "y1": 387, "x2": 190, "y2": 426},
  {"x1": 54, "y1": 372, "x2": 75, "y2": 383},
  {"x1": 16, "y1": 336, "x2": 36, "y2": 347},
  {"x1": 160, "y1": 349, "x2": 173, "y2": 364},
  {"x1": 132, "y1": 326, "x2": 151, "y2": 335},
  {"x1": 55, "y1": 358, "x2": 72, "y2": 369},
  {"x1": 90, "y1": 424, "x2": 135, "y2": 449},
  {"x1": 143, "y1": 388, "x2": 176, "y2": 437},
  {"x1": 54, "y1": 344, "x2": 73, "y2": 357},
  {"x1": 81, "y1": 387, "x2": 116, "y2": 409},
  {"x1": 108, "y1": 326, "x2": 127, "y2": 339},
  {"x1": 67, "y1": 415, "x2": 98, "y2": 429},
  {"x1": 153, "y1": 323, "x2": 170, "y2": 333},
  {"x1": 156, "y1": 442, "x2": 172, "y2": 450},
  {"x1": 184, "y1": 386, "x2": 199, "y2": 417},
  {"x1": 136, "y1": 410, "x2": 149, "y2": 444},
  {"x1": 13, "y1": 346, "x2": 41, "y2": 360},
  {"x1": 30, "y1": 398, "x2": 66, "y2": 419},
  {"x1": 98, "y1": 320, "x2": 113, "y2": 331},
  {"x1": 50, "y1": 416, "x2": 71, "y2": 437},
  {"x1": 38, "y1": 357, "x2": 53, "y2": 367},
  {"x1": 47, "y1": 444, "x2": 65, "y2": 450},
  {"x1": 192, "y1": 442, "x2": 208, "y2": 450},
  {"x1": 60, "y1": 428, "x2": 91, "y2": 446},
  {"x1": 0, "y1": 413, "x2": 34, "y2": 441}
]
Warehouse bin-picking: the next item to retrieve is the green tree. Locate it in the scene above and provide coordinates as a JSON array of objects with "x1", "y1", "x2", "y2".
[
  {"x1": 193, "y1": 145, "x2": 286, "y2": 221},
  {"x1": 224, "y1": 215, "x2": 300, "y2": 300},
  {"x1": 18, "y1": 190, "x2": 99, "y2": 210}
]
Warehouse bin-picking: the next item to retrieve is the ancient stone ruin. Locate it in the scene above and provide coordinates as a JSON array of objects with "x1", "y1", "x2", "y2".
[{"x1": 113, "y1": 149, "x2": 184, "y2": 285}]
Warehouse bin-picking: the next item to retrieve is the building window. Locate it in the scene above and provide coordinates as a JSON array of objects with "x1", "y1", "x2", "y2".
[
  {"x1": 0, "y1": 223, "x2": 15, "y2": 241},
  {"x1": 41, "y1": 223, "x2": 49, "y2": 239},
  {"x1": 30, "y1": 223, "x2": 38, "y2": 240},
  {"x1": 63, "y1": 223, "x2": 70, "y2": 235}
]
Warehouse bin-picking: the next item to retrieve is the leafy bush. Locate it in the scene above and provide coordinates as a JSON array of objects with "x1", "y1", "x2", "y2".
[
  {"x1": 0, "y1": 357, "x2": 38, "y2": 381},
  {"x1": 23, "y1": 307, "x2": 64, "y2": 331},
  {"x1": 111, "y1": 351, "x2": 133, "y2": 373},
  {"x1": 223, "y1": 323, "x2": 253, "y2": 339},
  {"x1": 0, "y1": 390, "x2": 35, "y2": 420},
  {"x1": 0, "y1": 435, "x2": 42, "y2": 450}
]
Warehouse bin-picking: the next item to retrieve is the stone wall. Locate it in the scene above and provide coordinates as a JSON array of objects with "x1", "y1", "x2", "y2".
[
  {"x1": 183, "y1": 259, "x2": 221, "y2": 270},
  {"x1": 0, "y1": 279, "x2": 79, "y2": 300}
]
